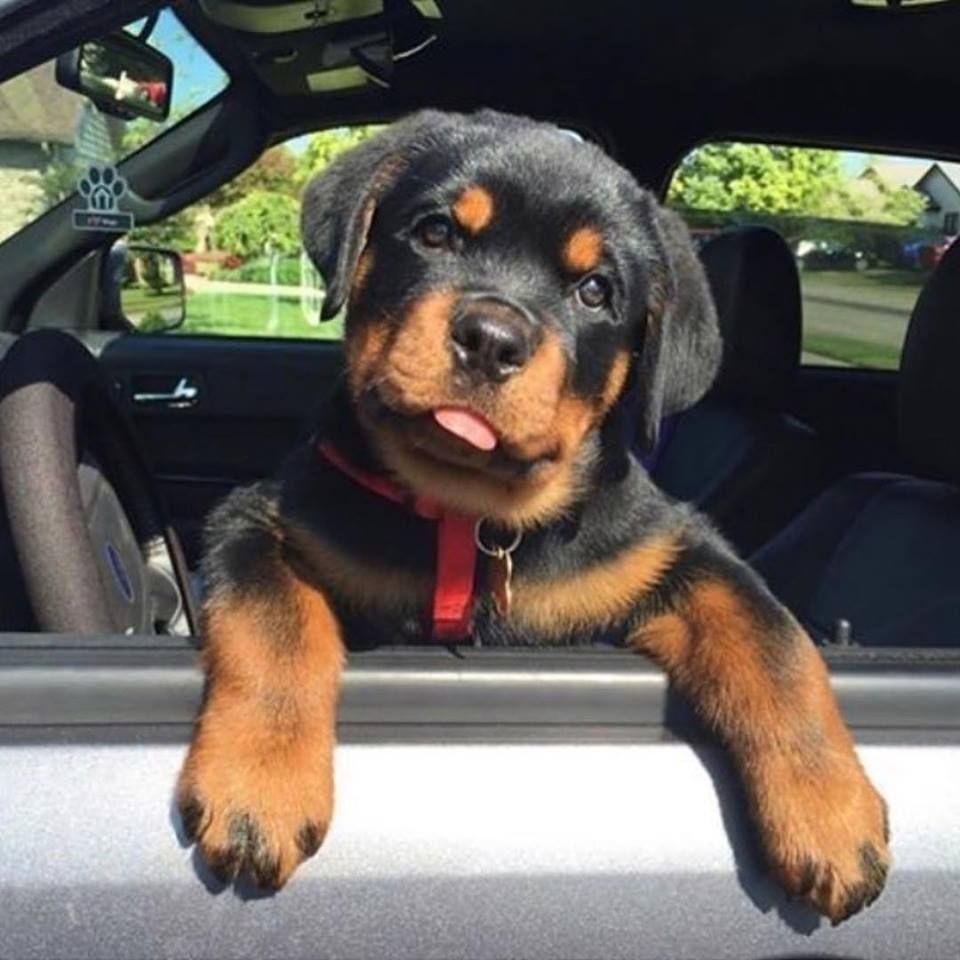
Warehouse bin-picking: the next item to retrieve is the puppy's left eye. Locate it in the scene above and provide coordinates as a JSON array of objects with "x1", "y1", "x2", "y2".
[
  {"x1": 415, "y1": 215, "x2": 454, "y2": 249},
  {"x1": 577, "y1": 274, "x2": 612, "y2": 309}
]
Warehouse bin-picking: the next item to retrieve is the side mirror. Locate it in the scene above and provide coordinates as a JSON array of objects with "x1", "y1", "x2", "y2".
[
  {"x1": 56, "y1": 30, "x2": 173, "y2": 122},
  {"x1": 105, "y1": 243, "x2": 186, "y2": 334}
]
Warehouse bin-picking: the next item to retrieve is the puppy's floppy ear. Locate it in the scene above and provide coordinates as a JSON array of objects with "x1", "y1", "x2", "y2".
[
  {"x1": 633, "y1": 194, "x2": 722, "y2": 451},
  {"x1": 301, "y1": 111, "x2": 447, "y2": 320}
]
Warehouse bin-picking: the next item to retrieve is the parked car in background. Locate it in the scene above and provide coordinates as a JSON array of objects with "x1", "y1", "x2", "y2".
[
  {"x1": 798, "y1": 239, "x2": 870, "y2": 270},
  {"x1": 902, "y1": 236, "x2": 956, "y2": 270}
]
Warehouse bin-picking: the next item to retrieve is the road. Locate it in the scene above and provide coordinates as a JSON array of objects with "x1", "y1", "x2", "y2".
[{"x1": 798, "y1": 271, "x2": 921, "y2": 367}]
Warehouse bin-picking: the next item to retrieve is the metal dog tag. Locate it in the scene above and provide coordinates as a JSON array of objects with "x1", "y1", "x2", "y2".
[
  {"x1": 475, "y1": 519, "x2": 522, "y2": 620},
  {"x1": 490, "y1": 549, "x2": 513, "y2": 618}
]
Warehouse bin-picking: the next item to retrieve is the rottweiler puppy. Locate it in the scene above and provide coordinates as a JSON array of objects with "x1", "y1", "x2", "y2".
[{"x1": 177, "y1": 109, "x2": 889, "y2": 922}]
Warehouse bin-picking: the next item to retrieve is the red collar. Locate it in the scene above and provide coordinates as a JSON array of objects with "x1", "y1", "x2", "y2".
[{"x1": 318, "y1": 441, "x2": 477, "y2": 642}]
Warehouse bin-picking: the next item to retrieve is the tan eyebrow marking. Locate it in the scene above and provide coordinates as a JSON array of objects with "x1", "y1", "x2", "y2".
[
  {"x1": 563, "y1": 226, "x2": 604, "y2": 273},
  {"x1": 452, "y1": 185, "x2": 495, "y2": 234}
]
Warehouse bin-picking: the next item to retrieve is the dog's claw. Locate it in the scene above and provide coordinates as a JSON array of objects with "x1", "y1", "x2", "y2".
[
  {"x1": 178, "y1": 792, "x2": 205, "y2": 841},
  {"x1": 297, "y1": 821, "x2": 324, "y2": 859}
]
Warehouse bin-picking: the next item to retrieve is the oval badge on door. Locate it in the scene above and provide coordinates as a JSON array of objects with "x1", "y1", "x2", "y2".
[{"x1": 105, "y1": 542, "x2": 135, "y2": 603}]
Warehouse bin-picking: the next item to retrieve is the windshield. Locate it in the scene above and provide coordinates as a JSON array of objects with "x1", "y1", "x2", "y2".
[{"x1": 0, "y1": 9, "x2": 228, "y2": 245}]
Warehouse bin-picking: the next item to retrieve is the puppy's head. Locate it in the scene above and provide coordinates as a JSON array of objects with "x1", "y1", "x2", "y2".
[{"x1": 302, "y1": 110, "x2": 720, "y2": 527}]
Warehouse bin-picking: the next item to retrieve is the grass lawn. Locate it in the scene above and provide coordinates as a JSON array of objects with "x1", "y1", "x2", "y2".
[
  {"x1": 798, "y1": 267, "x2": 923, "y2": 368},
  {"x1": 803, "y1": 268, "x2": 923, "y2": 289},
  {"x1": 800, "y1": 268, "x2": 924, "y2": 313},
  {"x1": 172, "y1": 291, "x2": 344, "y2": 339},
  {"x1": 123, "y1": 286, "x2": 182, "y2": 312},
  {"x1": 123, "y1": 286, "x2": 184, "y2": 332},
  {"x1": 801, "y1": 331, "x2": 902, "y2": 369}
]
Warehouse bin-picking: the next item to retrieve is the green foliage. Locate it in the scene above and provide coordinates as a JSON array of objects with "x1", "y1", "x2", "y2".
[
  {"x1": 669, "y1": 143, "x2": 845, "y2": 216},
  {"x1": 212, "y1": 190, "x2": 300, "y2": 258},
  {"x1": 862, "y1": 170, "x2": 929, "y2": 224},
  {"x1": 180, "y1": 291, "x2": 343, "y2": 340},
  {"x1": 34, "y1": 147, "x2": 84, "y2": 212},
  {"x1": 670, "y1": 143, "x2": 927, "y2": 226},
  {"x1": 294, "y1": 126, "x2": 382, "y2": 189},
  {"x1": 113, "y1": 127, "x2": 378, "y2": 258},
  {"x1": 136, "y1": 310, "x2": 177, "y2": 333},
  {"x1": 881, "y1": 187, "x2": 928, "y2": 224},
  {"x1": 210, "y1": 254, "x2": 303, "y2": 285}
]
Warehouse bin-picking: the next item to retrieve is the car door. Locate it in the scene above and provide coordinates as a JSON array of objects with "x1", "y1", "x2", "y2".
[{"x1": 99, "y1": 333, "x2": 344, "y2": 563}]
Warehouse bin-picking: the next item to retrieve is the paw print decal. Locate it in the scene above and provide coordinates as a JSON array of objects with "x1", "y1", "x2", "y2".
[
  {"x1": 73, "y1": 165, "x2": 134, "y2": 232},
  {"x1": 78, "y1": 166, "x2": 127, "y2": 212}
]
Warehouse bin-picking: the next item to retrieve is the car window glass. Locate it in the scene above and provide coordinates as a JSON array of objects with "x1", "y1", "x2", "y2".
[
  {"x1": 0, "y1": 9, "x2": 228, "y2": 245},
  {"x1": 125, "y1": 125, "x2": 382, "y2": 341},
  {"x1": 667, "y1": 142, "x2": 959, "y2": 369}
]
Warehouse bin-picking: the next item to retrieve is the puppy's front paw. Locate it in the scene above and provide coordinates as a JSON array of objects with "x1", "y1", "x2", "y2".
[
  {"x1": 750, "y1": 752, "x2": 890, "y2": 924},
  {"x1": 176, "y1": 712, "x2": 334, "y2": 890}
]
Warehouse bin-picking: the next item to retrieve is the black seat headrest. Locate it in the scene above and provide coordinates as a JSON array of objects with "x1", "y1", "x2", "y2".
[
  {"x1": 698, "y1": 226, "x2": 802, "y2": 407},
  {"x1": 898, "y1": 239, "x2": 960, "y2": 482}
]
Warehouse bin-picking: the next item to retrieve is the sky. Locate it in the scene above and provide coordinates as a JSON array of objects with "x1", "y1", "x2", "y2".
[
  {"x1": 129, "y1": 10, "x2": 228, "y2": 115},
  {"x1": 132, "y1": 11, "x2": 321, "y2": 153}
]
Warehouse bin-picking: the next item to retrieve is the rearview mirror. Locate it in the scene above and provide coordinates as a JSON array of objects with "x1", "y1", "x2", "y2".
[
  {"x1": 56, "y1": 30, "x2": 173, "y2": 122},
  {"x1": 106, "y1": 244, "x2": 186, "y2": 334}
]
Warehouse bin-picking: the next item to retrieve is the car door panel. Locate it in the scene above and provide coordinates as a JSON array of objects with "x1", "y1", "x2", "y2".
[
  {"x1": 98, "y1": 335, "x2": 345, "y2": 563},
  {"x1": 1, "y1": 640, "x2": 959, "y2": 960}
]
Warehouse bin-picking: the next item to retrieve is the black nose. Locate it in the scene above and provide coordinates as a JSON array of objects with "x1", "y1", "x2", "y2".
[{"x1": 451, "y1": 311, "x2": 535, "y2": 383}]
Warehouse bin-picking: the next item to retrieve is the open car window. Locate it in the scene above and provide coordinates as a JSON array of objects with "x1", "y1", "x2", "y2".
[
  {"x1": 667, "y1": 142, "x2": 959, "y2": 370},
  {"x1": 0, "y1": 9, "x2": 228, "y2": 246},
  {"x1": 119, "y1": 126, "x2": 383, "y2": 340}
]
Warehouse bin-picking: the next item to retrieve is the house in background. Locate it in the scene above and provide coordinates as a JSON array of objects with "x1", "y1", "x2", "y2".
[
  {"x1": 915, "y1": 163, "x2": 960, "y2": 235},
  {"x1": 0, "y1": 66, "x2": 78, "y2": 241},
  {"x1": 866, "y1": 158, "x2": 960, "y2": 236},
  {"x1": 0, "y1": 64, "x2": 122, "y2": 243}
]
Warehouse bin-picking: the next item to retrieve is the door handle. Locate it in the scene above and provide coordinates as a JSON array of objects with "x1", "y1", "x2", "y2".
[{"x1": 132, "y1": 376, "x2": 201, "y2": 408}]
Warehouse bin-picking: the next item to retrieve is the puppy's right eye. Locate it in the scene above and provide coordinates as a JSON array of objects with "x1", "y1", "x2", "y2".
[{"x1": 415, "y1": 215, "x2": 454, "y2": 249}]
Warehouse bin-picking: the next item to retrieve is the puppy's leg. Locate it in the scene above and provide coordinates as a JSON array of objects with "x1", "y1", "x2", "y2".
[
  {"x1": 633, "y1": 558, "x2": 889, "y2": 924},
  {"x1": 176, "y1": 487, "x2": 343, "y2": 888}
]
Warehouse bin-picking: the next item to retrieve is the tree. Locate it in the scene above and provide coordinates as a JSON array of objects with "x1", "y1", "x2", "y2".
[
  {"x1": 212, "y1": 190, "x2": 300, "y2": 258},
  {"x1": 294, "y1": 126, "x2": 381, "y2": 189},
  {"x1": 669, "y1": 143, "x2": 845, "y2": 216},
  {"x1": 669, "y1": 143, "x2": 926, "y2": 226},
  {"x1": 35, "y1": 150, "x2": 85, "y2": 210},
  {"x1": 855, "y1": 168, "x2": 928, "y2": 225}
]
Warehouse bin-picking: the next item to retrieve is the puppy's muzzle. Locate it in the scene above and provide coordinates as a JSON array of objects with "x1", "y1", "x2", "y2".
[{"x1": 451, "y1": 295, "x2": 541, "y2": 385}]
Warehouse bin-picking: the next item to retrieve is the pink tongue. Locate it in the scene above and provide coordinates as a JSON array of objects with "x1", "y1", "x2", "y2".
[{"x1": 433, "y1": 407, "x2": 498, "y2": 451}]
